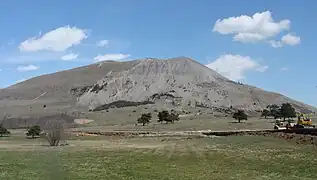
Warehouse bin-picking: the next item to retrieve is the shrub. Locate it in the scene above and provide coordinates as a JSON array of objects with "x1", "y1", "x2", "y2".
[
  {"x1": 40, "y1": 115, "x2": 68, "y2": 146},
  {"x1": 26, "y1": 125, "x2": 41, "y2": 138},
  {"x1": 0, "y1": 124, "x2": 10, "y2": 137}
]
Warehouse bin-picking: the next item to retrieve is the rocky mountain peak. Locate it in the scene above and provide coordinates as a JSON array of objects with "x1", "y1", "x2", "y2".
[{"x1": 76, "y1": 58, "x2": 317, "y2": 114}]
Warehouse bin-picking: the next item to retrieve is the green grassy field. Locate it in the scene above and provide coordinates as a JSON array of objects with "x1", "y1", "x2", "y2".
[{"x1": 0, "y1": 134, "x2": 317, "y2": 180}]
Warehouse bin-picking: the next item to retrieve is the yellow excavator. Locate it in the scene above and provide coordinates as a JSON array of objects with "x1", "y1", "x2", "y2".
[
  {"x1": 294, "y1": 113, "x2": 315, "y2": 128},
  {"x1": 274, "y1": 113, "x2": 315, "y2": 129}
]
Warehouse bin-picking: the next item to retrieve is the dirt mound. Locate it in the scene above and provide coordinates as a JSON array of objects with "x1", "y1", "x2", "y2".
[
  {"x1": 74, "y1": 119, "x2": 94, "y2": 125},
  {"x1": 259, "y1": 132, "x2": 317, "y2": 145},
  {"x1": 230, "y1": 131, "x2": 317, "y2": 146}
]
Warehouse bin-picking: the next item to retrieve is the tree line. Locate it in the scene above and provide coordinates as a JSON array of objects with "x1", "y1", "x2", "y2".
[
  {"x1": 230, "y1": 102, "x2": 297, "y2": 123},
  {"x1": 0, "y1": 122, "x2": 66, "y2": 146},
  {"x1": 261, "y1": 102, "x2": 296, "y2": 120},
  {"x1": 137, "y1": 110, "x2": 180, "y2": 126},
  {"x1": 0, "y1": 124, "x2": 42, "y2": 138}
]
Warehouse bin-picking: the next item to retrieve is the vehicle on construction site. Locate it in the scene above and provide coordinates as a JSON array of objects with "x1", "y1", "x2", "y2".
[{"x1": 274, "y1": 113, "x2": 315, "y2": 130}]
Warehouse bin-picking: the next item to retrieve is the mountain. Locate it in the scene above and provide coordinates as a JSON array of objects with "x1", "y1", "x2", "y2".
[
  {"x1": 0, "y1": 57, "x2": 316, "y2": 114},
  {"x1": 78, "y1": 57, "x2": 316, "y2": 113}
]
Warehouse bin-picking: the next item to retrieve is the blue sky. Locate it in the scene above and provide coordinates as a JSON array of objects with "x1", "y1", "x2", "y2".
[{"x1": 0, "y1": 0, "x2": 316, "y2": 106}]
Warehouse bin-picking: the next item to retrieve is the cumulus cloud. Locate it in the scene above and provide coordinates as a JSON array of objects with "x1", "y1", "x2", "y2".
[
  {"x1": 16, "y1": 64, "x2": 40, "y2": 72},
  {"x1": 97, "y1": 40, "x2": 109, "y2": 47},
  {"x1": 60, "y1": 53, "x2": 78, "y2": 61},
  {"x1": 19, "y1": 26, "x2": 88, "y2": 52},
  {"x1": 93, "y1": 54, "x2": 130, "y2": 62},
  {"x1": 269, "y1": 33, "x2": 300, "y2": 48},
  {"x1": 206, "y1": 54, "x2": 267, "y2": 81},
  {"x1": 233, "y1": 33, "x2": 267, "y2": 43},
  {"x1": 281, "y1": 33, "x2": 301, "y2": 46},
  {"x1": 213, "y1": 11, "x2": 301, "y2": 47}
]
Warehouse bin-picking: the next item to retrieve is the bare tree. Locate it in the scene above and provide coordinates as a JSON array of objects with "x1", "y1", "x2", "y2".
[{"x1": 41, "y1": 113, "x2": 69, "y2": 146}]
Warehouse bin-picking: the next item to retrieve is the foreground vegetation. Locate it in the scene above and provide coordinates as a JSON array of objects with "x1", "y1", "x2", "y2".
[{"x1": 0, "y1": 135, "x2": 316, "y2": 180}]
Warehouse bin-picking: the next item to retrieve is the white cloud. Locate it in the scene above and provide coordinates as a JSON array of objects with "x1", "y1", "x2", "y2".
[
  {"x1": 93, "y1": 54, "x2": 130, "y2": 62},
  {"x1": 268, "y1": 33, "x2": 300, "y2": 48},
  {"x1": 281, "y1": 33, "x2": 301, "y2": 46},
  {"x1": 206, "y1": 54, "x2": 267, "y2": 81},
  {"x1": 233, "y1": 33, "x2": 266, "y2": 43},
  {"x1": 97, "y1": 40, "x2": 109, "y2": 47},
  {"x1": 16, "y1": 64, "x2": 40, "y2": 72},
  {"x1": 60, "y1": 53, "x2": 78, "y2": 61},
  {"x1": 213, "y1": 11, "x2": 291, "y2": 43},
  {"x1": 19, "y1": 26, "x2": 88, "y2": 52}
]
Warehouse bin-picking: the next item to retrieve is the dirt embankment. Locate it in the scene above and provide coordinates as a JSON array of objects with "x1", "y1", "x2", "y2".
[
  {"x1": 235, "y1": 131, "x2": 317, "y2": 146},
  {"x1": 73, "y1": 129, "x2": 317, "y2": 146}
]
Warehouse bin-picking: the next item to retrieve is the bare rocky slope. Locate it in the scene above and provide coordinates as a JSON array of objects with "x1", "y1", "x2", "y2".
[
  {"x1": 77, "y1": 57, "x2": 317, "y2": 114},
  {"x1": 0, "y1": 57, "x2": 316, "y2": 114},
  {"x1": 0, "y1": 60, "x2": 139, "y2": 101}
]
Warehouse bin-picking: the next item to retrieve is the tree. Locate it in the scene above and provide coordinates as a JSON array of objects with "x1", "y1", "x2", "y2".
[
  {"x1": 0, "y1": 124, "x2": 10, "y2": 137},
  {"x1": 137, "y1": 113, "x2": 151, "y2": 126},
  {"x1": 158, "y1": 110, "x2": 169, "y2": 124},
  {"x1": 26, "y1": 125, "x2": 41, "y2": 138},
  {"x1": 280, "y1": 103, "x2": 296, "y2": 121},
  {"x1": 233, "y1": 110, "x2": 248, "y2": 123},
  {"x1": 157, "y1": 110, "x2": 180, "y2": 124},
  {"x1": 261, "y1": 109, "x2": 270, "y2": 119},
  {"x1": 267, "y1": 104, "x2": 281, "y2": 119},
  {"x1": 168, "y1": 113, "x2": 180, "y2": 123}
]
